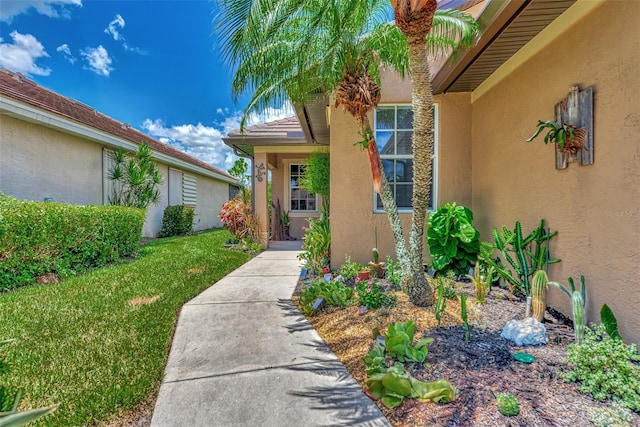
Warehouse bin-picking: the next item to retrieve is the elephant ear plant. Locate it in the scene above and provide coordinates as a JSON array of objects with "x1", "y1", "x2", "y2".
[{"x1": 427, "y1": 203, "x2": 480, "y2": 277}]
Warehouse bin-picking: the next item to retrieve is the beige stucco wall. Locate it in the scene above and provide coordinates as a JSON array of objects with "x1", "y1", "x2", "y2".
[
  {"x1": 0, "y1": 115, "x2": 103, "y2": 205},
  {"x1": 1, "y1": 114, "x2": 233, "y2": 238},
  {"x1": 471, "y1": 1, "x2": 640, "y2": 344},
  {"x1": 330, "y1": 71, "x2": 473, "y2": 267}
]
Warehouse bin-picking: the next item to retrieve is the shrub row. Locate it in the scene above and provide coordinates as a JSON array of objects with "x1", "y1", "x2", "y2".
[{"x1": 0, "y1": 195, "x2": 145, "y2": 290}]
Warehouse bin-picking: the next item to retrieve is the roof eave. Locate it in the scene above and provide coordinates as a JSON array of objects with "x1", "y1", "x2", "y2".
[
  {"x1": 1, "y1": 95, "x2": 239, "y2": 185},
  {"x1": 432, "y1": 0, "x2": 530, "y2": 94}
]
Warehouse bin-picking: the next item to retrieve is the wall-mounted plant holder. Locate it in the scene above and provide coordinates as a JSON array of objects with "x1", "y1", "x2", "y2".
[{"x1": 555, "y1": 85, "x2": 594, "y2": 169}]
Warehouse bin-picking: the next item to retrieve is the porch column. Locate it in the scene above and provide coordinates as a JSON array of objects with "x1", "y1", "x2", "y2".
[{"x1": 253, "y1": 152, "x2": 269, "y2": 248}]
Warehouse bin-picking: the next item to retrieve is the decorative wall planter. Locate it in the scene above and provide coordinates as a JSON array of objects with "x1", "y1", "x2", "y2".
[{"x1": 554, "y1": 85, "x2": 594, "y2": 169}]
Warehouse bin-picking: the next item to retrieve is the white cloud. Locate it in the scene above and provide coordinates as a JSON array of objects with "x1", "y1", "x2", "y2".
[
  {"x1": 103, "y1": 13, "x2": 146, "y2": 54},
  {"x1": 141, "y1": 104, "x2": 297, "y2": 173},
  {"x1": 0, "y1": 31, "x2": 50, "y2": 76},
  {"x1": 0, "y1": 0, "x2": 82, "y2": 23},
  {"x1": 104, "y1": 14, "x2": 125, "y2": 41},
  {"x1": 142, "y1": 119, "x2": 238, "y2": 172},
  {"x1": 56, "y1": 43, "x2": 76, "y2": 64},
  {"x1": 80, "y1": 45, "x2": 113, "y2": 76}
]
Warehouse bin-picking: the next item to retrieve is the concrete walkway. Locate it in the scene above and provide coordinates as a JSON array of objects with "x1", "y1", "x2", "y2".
[{"x1": 151, "y1": 241, "x2": 390, "y2": 427}]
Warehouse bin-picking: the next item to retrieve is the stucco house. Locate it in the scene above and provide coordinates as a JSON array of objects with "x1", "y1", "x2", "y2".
[
  {"x1": 224, "y1": 0, "x2": 640, "y2": 344},
  {"x1": 0, "y1": 68, "x2": 238, "y2": 237}
]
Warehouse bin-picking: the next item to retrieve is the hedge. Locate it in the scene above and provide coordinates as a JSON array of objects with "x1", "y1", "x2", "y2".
[{"x1": 0, "y1": 195, "x2": 145, "y2": 291}]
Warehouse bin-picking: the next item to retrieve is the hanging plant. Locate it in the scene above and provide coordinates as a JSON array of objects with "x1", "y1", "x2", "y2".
[{"x1": 526, "y1": 120, "x2": 586, "y2": 154}]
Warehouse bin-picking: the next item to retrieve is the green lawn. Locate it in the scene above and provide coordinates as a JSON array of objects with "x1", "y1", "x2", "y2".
[{"x1": 0, "y1": 229, "x2": 251, "y2": 426}]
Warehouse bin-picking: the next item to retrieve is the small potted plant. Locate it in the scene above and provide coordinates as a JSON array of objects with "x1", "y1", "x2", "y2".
[
  {"x1": 526, "y1": 120, "x2": 586, "y2": 154},
  {"x1": 367, "y1": 247, "x2": 385, "y2": 279}
]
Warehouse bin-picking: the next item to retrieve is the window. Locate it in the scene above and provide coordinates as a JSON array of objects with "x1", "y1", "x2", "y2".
[
  {"x1": 289, "y1": 163, "x2": 317, "y2": 212},
  {"x1": 374, "y1": 105, "x2": 437, "y2": 212}
]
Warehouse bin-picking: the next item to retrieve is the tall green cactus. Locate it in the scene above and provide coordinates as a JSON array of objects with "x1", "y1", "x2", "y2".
[
  {"x1": 572, "y1": 291, "x2": 585, "y2": 344},
  {"x1": 435, "y1": 282, "x2": 447, "y2": 326},
  {"x1": 372, "y1": 247, "x2": 379, "y2": 264},
  {"x1": 530, "y1": 270, "x2": 548, "y2": 321},
  {"x1": 548, "y1": 275, "x2": 587, "y2": 343},
  {"x1": 479, "y1": 219, "x2": 559, "y2": 296}
]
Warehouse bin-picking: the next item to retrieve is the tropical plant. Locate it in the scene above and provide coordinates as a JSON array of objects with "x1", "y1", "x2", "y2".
[
  {"x1": 298, "y1": 215, "x2": 331, "y2": 275},
  {"x1": 479, "y1": 219, "x2": 559, "y2": 296},
  {"x1": 427, "y1": 202, "x2": 480, "y2": 277},
  {"x1": 218, "y1": 195, "x2": 261, "y2": 243},
  {"x1": 216, "y1": 0, "x2": 478, "y2": 308},
  {"x1": 600, "y1": 304, "x2": 622, "y2": 341},
  {"x1": 526, "y1": 120, "x2": 585, "y2": 153},
  {"x1": 108, "y1": 144, "x2": 162, "y2": 209},
  {"x1": 299, "y1": 279, "x2": 355, "y2": 315},
  {"x1": 466, "y1": 263, "x2": 492, "y2": 305},
  {"x1": 299, "y1": 151, "x2": 330, "y2": 213},
  {"x1": 548, "y1": 275, "x2": 587, "y2": 343},
  {"x1": 496, "y1": 392, "x2": 520, "y2": 416},
  {"x1": 562, "y1": 323, "x2": 640, "y2": 412},
  {"x1": 227, "y1": 157, "x2": 250, "y2": 189},
  {"x1": 357, "y1": 279, "x2": 397, "y2": 310}
]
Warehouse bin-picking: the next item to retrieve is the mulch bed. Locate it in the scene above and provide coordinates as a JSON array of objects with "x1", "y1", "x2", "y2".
[{"x1": 293, "y1": 277, "x2": 640, "y2": 427}]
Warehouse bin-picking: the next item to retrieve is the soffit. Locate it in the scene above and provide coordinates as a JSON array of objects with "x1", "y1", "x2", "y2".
[{"x1": 433, "y1": 0, "x2": 576, "y2": 94}]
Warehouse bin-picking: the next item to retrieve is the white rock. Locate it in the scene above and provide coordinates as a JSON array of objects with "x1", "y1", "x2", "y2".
[{"x1": 501, "y1": 317, "x2": 548, "y2": 346}]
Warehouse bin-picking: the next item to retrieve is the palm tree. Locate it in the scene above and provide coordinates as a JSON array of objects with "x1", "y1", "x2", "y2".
[
  {"x1": 215, "y1": 0, "x2": 476, "y2": 305},
  {"x1": 390, "y1": 0, "x2": 478, "y2": 305}
]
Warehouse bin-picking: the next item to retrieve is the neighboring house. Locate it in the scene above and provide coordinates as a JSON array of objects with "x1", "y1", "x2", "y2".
[
  {"x1": 0, "y1": 69, "x2": 238, "y2": 237},
  {"x1": 224, "y1": 0, "x2": 640, "y2": 345}
]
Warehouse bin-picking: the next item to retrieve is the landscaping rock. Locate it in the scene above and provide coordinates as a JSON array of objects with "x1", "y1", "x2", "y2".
[{"x1": 501, "y1": 317, "x2": 548, "y2": 346}]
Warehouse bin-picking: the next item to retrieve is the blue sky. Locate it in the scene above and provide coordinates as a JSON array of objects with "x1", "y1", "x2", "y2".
[{"x1": 0, "y1": 0, "x2": 292, "y2": 172}]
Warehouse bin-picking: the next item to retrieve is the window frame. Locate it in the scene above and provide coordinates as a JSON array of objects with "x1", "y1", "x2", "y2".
[
  {"x1": 372, "y1": 103, "x2": 438, "y2": 213},
  {"x1": 286, "y1": 161, "x2": 318, "y2": 214}
]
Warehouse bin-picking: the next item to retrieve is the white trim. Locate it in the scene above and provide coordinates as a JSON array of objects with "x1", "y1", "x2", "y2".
[
  {"x1": 372, "y1": 103, "x2": 438, "y2": 213},
  {"x1": 0, "y1": 95, "x2": 238, "y2": 185},
  {"x1": 283, "y1": 159, "x2": 319, "y2": 216}
]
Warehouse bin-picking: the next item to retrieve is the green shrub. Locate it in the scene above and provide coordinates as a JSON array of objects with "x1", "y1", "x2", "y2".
[
  {"x1": 299, "y1": 280, "x2": 354, "y2": 315},
  {"x1": 562, "y1": 323, "x2": 640, "y2": 412},
  {"x1": 160, "y1": 205, "x2": 194, "y2": 237},
  {"x1": 0, "y1": 195, "x2": 144, "y2": 290},
  {"x1": 357, "y1": 279, "x2": 396, "y2": 310}
]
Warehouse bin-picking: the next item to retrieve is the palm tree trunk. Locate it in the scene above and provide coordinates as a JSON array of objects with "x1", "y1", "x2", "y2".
[
  {"x1": 361, "y1": 115, "x2": 411, "y2": 275},
  {"x1": 406, "y1": 40, "x2": 435, "y2": 307}
]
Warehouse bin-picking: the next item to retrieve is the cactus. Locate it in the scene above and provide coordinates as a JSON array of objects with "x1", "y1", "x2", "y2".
[
  {"x1": 460, "y1": 293, "x2": 470, "y2": 341},
  {"x1": 530, "y1": 270, "x2": 548, "y2": 321},
  {"x1": 372, "y1": 247, "x2": 379, "y2": 264},
  {"x1": 479, "y1": 219, "x2": 559, "y2": 296},
  {"x1": 435, "y1": 282, "x2": 447, "y2": 326},
  {"x1": 496, "y1": 392, "x2": 520, "y2": 416},
  {"x1": 466, "y1": 263, "x2": 492, "y2": 304},
  {"x1": 548, "y1": 275, "x2": 587, "y2": 343},
  {"x1": 572, "y1": 291, "x2": 585, "y2": 344}
]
